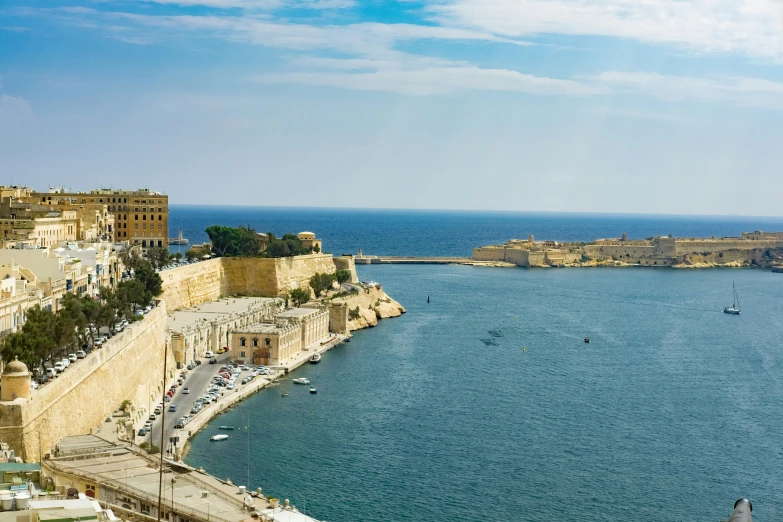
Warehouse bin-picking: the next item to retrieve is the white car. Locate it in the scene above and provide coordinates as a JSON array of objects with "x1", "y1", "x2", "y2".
[
  {"x1": 31, "y1": 380, "x2": 39, "y2": 389},
  {"x1": 60, "y1": 358, "x2": 70, "y2": 368},
  {"x1": 53, "y1": 362, "x2": 65, "y2": 373},
  {"x1": 68, "y1": 354, "x2": 77, "y2": 363},
  {"x1": 205, "y1": 351, "x2": 215, "y2": 358},
  {"x1": 46, "y1": 367, "x2": 58, "y2": 379},
  {"x1": 76, "y1": 350, "x2": 87, "y2": 359}
]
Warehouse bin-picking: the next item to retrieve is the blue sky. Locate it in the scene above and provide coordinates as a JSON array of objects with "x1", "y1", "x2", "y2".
[{"x1": 1, "y1": 0, "x2": 783, "y2": 215}]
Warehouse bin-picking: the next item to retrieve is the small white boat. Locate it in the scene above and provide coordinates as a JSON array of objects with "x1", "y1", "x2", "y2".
[
  {"x1": 309, "y1": 353, "x2": 321, "y2": 364},
  {"x1": 309, "y1": 387, "x2": 317, "y2": 394},
  {"x1": 724, "y1": 282, "x2": 741, "y2": 315},
  {"x1": 293, "y1": 378, "x2": 310, "y2": 385},
  {"x1": 210, "y1": 434, "x2": 229, "y2": 441}
]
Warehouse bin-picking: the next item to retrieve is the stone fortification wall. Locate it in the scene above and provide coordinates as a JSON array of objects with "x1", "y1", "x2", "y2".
[
  {"x1": 333, "y1": 256, "x2": 359, "y2": 283},
  {"x1": 0, "y1": 305, "x2": 172, "y2": 459},
  {"x1": 674, "y1": 239, "x2": 783, "y2": 255},
  {"x1": 161, "y1": 254, "x2": 338, "y2": 311},
  {"x1": 159, "y1": 258, "x2": 224, "y2": 311},
  {"x1": 472, "y1": 247, "x2": 507, "y2": 262},
  {"x1": 503, "y1": 249, "x2": 529, "y2": 266},
  {"x1": 584, "y1": 244, "x2": 657, "y2": 259}
]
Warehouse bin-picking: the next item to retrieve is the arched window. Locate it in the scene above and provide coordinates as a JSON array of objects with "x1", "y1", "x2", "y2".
[
  {"x1": 252, "y1": 338, "x2": 258, "y2": 347},
  {"x1": 240, "y1": 337, "x2": 246, "y2": 347},
  {"x1": 265, "y1": 338, "x2": 271, "y2": 346}
]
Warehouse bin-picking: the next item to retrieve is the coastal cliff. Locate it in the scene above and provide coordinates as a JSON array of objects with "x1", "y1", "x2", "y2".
[{"x1": 332, "y1": 286, "x2": 406, "y2": 331}]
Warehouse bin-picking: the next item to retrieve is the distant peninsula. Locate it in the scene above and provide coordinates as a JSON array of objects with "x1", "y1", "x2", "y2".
[{"x1": 473, "y1": 231, "x2": 783, "y2": 269}]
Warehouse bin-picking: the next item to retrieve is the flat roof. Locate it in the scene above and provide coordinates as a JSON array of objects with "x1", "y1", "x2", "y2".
[
  {"x1": 168, "y1": 297, "x2": 281, "y2": 332},
  {"x1": 276, "y1": 308, "x2": 320, "y2": 319},
  {"x1": 232, "y1": 323, "x2": 289, "y2": 334}
]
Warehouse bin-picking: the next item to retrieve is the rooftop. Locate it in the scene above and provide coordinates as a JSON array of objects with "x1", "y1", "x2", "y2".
[
  {"x1": 232, "y1": 323, "x2": 292, "y2": 334},
  {"x1": 168, "y1": 297, "x2": 281, "y2": 332},
  {"x1": 276, "y1": 308, "x2": 321, "y2": 319}
]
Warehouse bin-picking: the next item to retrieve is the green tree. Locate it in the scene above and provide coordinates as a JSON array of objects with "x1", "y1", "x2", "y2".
[
  {"x1": 146, "y1": 246, "x2": 171, "y2": 270},
  {"x1": 335, "y1": 270, "x2": 351, "y2": 285},
  {"x1": 266, "y1": 234, "x2": 308, "y2": 258},
  {"x1": 118, "y1": 279, "x2": 151, "y2": 313},
  {"x1": 312, "y1": 244, "x2": 320, "y2": 253},
  {"x1": 289, "y1": 288, "x2": 311, "y2": 307},
  {"x1": 206, "y1": 225, "x2": 241, "y2": 256},
  {"x1": 118, "y1": 248, "x2": 144, "y2": 276},
  {"x1": 1, "y1": 333, "x2": 37, "y2": 369},
  {"x1": 185, "y1": 249, "x2": 199, "y2": 262},
  {"x1": 309, "y1": 272, "x2": 336, "y2": 297},
  {"x1": 134, "y1": 261, "x2": 163, "y2": 297}
]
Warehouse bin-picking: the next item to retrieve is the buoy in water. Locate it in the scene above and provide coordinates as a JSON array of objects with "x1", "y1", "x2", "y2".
[{"x1": 584, "y1": 337, "x2": 590, "y2": 343}]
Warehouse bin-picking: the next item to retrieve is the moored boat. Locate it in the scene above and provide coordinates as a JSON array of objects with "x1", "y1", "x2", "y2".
[
  {"x1": 219, "y1": 426, "x2": 234, "y2": 430},
  {"x1": 293, "y1": 377, "x2": 310, "y2": 385},
  {"x1": 210, "y1": 434, "x2": 229, "y2": 441},
  {"x1": 309, "y1": 353, "x2": 321, "y2": 364},
  {"x1": 310, "y1": 387, "x2": 317, "y2": 394},
  {"x1": 724, "y1": 282, "x2": 741, "y2": 315}
]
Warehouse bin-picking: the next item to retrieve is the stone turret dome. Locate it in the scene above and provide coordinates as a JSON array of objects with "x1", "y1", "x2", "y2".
[{"x1": 3, "y1": 357, "x2": 28, "y2": 375}]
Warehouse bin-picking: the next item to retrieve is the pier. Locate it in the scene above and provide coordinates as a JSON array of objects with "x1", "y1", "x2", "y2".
[{"x1": 356, "y1": 255, "x2": 491, "y2": 265}]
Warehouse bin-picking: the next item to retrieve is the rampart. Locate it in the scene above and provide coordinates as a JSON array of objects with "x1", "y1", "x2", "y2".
[
  {"x1": 160, "y1": 254, "x2": 339, "y2": 311},
  {"x1": 0, "y1": 304, "x2": 172, "y2": 459},
  {"x1": 474, "y1": 232, "x2": 783, "y2": 268}
]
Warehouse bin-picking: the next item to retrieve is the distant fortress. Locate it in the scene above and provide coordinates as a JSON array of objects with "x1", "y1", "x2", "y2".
[{"x1": 473, "y1": 231, "x2": 783, "y2": 268}]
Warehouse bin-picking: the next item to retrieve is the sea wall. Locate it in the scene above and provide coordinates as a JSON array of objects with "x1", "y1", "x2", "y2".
[
  {"x1": 160, "y1": 255, "x2": 338, "y2": 311},
  {"x1": 0, "y1": 304, "x2": 172, "y2": 459}
]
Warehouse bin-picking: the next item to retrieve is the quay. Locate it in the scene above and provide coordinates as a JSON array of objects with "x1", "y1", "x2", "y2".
[{"x1": 355, "y1": 255, "x2": 511, "y2": 266}]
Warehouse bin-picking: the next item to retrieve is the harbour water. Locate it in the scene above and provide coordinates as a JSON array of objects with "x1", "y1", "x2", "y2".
[
  {"x1": 168, "y1": 205, "x2": 783, "y2": 258},
  {"x1": 186, "y1": 260, "x2": 783, "y2": 521}
]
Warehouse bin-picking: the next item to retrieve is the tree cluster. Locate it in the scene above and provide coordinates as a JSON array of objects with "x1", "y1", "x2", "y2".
[
  {"x1": 0, "y1": 260, "x2": 163, "y2": 372},
  {"x1": 205, "y1": 226, "x2": 316, "y2": 259},
  {"x1": 205, "y1": 225, "x2": 260, "y2": 257},
  {"x1": 289, "y1": 288, "x2": 311, "y2": 307},
  {"x1": 309, "y1": 272, "x2": 336, "y2": 297}
]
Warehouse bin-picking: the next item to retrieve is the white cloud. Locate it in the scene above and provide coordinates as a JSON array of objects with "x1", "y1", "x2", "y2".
[
  {"x1": 0, "y1": 94, "x2": 35, "y2": 125},
  {"x1": 256, "y1": 66, "x2": 602, "y2": 95},
  {"x1": 131, "y1": 0, "x2": 355, "y2": 8},
  {"x1": 592, "y1": 71, "x2": 783, "y2": 107},
  {"x1": 429, "y1": 0, "x2": 783, "y2": 59}
]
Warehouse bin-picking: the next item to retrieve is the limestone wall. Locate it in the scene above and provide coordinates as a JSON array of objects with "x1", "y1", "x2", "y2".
[
  {"x1": 504, "y1": 249, "x2": 529, "y2": 266},
  {"x1": 333, "y1": 256, "x2": 359, "y2": 284},
  {"x1": 674, "y1": 239, "x2": 783, "y2": 255},
  {"x1": 161, "y1": 254, "x2": 339, "y2": 311},
  {"x1": 159, "y1": 259, "x2": 224, "y2": 311},
  {"x1": 472, "y1": 247, "x2": 507, "y2": 262},
  {"x1": 0, "y1": 304, "x2": 172, "y2": 459}
]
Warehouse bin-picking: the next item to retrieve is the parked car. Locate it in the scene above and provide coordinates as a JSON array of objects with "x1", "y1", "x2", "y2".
[
  {"x1": 190, "y1": 406, "x2": 200, "y2": 414},
  {"x1": 61, "y1": 358, "x2": 70, "y2": 368},
  {"x1": 68, "y1": 354, "x2": 77, "y2": 363},
  {"x1": 76, "y1": 350, "x2": 87, "y2": 359},
  {"x1": 216, "y1": 347, "x2": 225, "y2": 354},
  {"x1": 31, "y1": 380, "x2": 39, "y2": 390},
  {"x1": 227, "y1": 382, "x2": 234, "y2": 390},
  {"x1": 173, "y1": 420, "x2": 184, "y2": 429},
  {"x1": 149, "y1": 413, "x2": 157, "y2": 421},
  {"x1": 143, "y1": 421, "x2": 152, "y2": 430},
  {"x1": 54, "y1": 362, "x2": 66, "y2": 373},
  {"x1": 205, "y1": 351, "x2": 215, "y2": 358},
  {"x1": 46, "y1": 367, "x2": 58, "y2": 378},
  {"x1": 154, "y1": 405, "x2": 163, "y2": 415},
  {"x1": 138, "y1": 428, "x2": 147, "y2": 437}
]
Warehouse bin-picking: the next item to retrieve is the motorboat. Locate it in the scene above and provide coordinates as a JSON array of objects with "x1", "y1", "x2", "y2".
[
  {"x1": 309, "y1": 387, "x2": 317, "y2": 394},
  {"x1": 281, "y1": 392, "x2": 288, "y2": 397},
  {"x1": 210, "y1": 434, "x2": 229, "y2": 441},
  {"x1": 219, "y1": 426, "x2": 234, "y2": 430},
  {"x1": 293, "y1": 378, "x2": 310, "y2": 385},
  {"x1": 309, "y1": 353, "x2": 322, "y2": 364},
  {"x1": 584, "y1": 337, "x2": 590, "y2": 343}
]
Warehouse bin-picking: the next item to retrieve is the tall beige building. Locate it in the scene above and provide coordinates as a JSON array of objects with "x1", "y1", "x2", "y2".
[{"x1": 31, "y1": 188, "x2": 169, "y2": 250}]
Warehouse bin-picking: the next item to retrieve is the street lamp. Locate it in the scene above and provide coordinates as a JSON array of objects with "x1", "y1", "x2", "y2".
[{"x1": 170, "y1": 476, "x2": 177, "y2": 522}]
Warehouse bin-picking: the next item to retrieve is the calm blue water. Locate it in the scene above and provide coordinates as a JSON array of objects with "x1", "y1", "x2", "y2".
[
  {"x1": 183, "y1": 209, "x2": 783, "y2": 521},
  {"x1": 169, "y1": 205, "x2": 783, "y2": 258}
]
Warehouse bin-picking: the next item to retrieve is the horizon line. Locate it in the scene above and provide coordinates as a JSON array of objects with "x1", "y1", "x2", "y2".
[{"x1": 167, "y1": 203, "x2": 783, "y2": 221}]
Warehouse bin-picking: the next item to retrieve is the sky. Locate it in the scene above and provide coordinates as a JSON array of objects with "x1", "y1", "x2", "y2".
[{"x1": 1, "y1": 1, "x2": 783, "y2": 215}]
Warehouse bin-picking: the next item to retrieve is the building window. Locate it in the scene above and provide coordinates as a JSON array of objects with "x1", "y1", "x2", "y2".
[
  {"x1": 158, "y1": 207, "x2": 162, "y2": 212},
  {"x1": 240, "y1": 337, "x2": 246, "y2": 347},
  {"x1": 158, "y1": 215, "x2": 162, "y2": 220},
  {"x1": 240, "y1": 351, "x2": 246, "y2": 358},
  {"x1": 158, "y1": 240, "x2": 162, "y2": 247},
  {"x1": 143, "y1": 215, "x2": 146, "y2": 221},
  {"x1": 142, "y1": 240, "x2": 147, "y2": 247},
  {"x1": 142, "y1": 207, "x2": 147, "y2": 212},
  {"x1": 134, "y1": 207, "x2": 139, "y2": 212},
  {"x1": 134, "y1": 214, "x2": 138, "y2": 220},
  {"x1": 252, "y1": 338, "x2": 258, "y2": 347},
  {"x1": 134, "y1": 223, "x2": 138, "y2": 229}
]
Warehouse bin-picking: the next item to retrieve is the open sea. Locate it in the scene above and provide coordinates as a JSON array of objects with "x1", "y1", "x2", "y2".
[{"x1": 179, "y1": 207, "x2": 783, "y2": 521}]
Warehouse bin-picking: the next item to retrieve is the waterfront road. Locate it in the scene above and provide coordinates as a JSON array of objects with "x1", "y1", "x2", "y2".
[{"x1": 146, "y1": 352, "x2": 233, "y2": 453}]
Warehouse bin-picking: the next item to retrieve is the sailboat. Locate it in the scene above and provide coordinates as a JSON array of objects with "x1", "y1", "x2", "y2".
[{"x1": 724, "y1": 282, "x2": 741, "y2": 315}]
